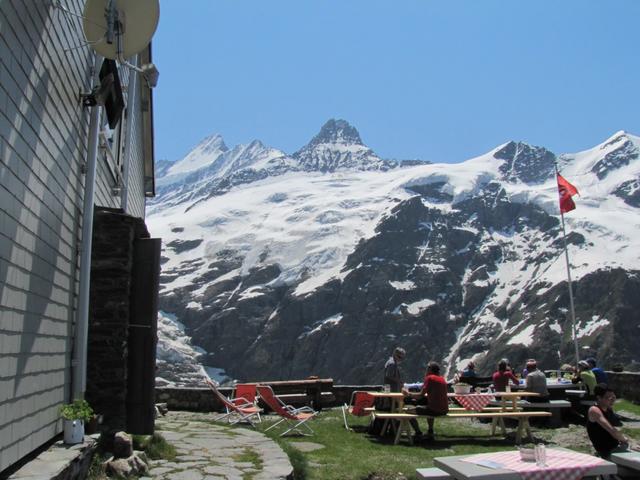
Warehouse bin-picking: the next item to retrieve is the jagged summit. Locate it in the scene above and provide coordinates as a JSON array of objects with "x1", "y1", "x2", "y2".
[
  {"x1": 292, "y1": 119, "x2": 396, "y2": 172},
  {"x1": 304, "y1": 118, "x2": 364, "y2": 148},
  {"x1": 494, "y1": 141, "x2": 557, "y2": 184},
  {"x1": 164, "y1": 133, "x2": 229, "y2": 179}
]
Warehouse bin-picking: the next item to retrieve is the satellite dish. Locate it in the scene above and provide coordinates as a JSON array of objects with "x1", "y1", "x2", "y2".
[{"x1": 82, "y1": 0, "x2": 160, "y2": 60}]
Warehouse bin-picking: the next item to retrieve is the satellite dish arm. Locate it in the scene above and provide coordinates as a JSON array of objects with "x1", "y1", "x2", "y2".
[
  {"x1": 105, "y1": 0, "x2": 116, "y2": 44},
  {"x1": 112, "y1": 12, "x2": 159, "y2": 88}
]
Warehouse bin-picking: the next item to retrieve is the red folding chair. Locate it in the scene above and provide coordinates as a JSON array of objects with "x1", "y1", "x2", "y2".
[
  {"x1": 205, "y1": 379, "x2": 262, "y2": 427},
  {"x1": 256, "y1": 385, "x2": 318, "y2": 436},
  {"x1": 342, "y1": 391, "x2": 375, "y2": 430}
]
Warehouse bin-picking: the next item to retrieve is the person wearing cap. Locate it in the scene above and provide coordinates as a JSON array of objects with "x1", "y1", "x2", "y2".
[
  {"x1": 383, "y1": 347, "x2": 406, "y2": 393},
  {"x1": 383, "y1": 347, "x2": 424, "y2": 438},
  {"x1": 586, "y1": 357, "x2": 608, "y2": 384},
  {"x1": 524, "y1": 359, "x2": 549, "y2": 401},
  {"x1": 573, "y1": 360, "x2": 597, "y2": 397}
]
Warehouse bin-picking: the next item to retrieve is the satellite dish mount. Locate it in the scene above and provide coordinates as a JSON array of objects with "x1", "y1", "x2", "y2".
[{"x1": 82, "y1": 0, "x2": 160, "y2": 88}]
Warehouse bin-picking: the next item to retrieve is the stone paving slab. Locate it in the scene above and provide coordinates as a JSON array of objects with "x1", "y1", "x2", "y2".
[{"x1": 152, "y1": 411, "x2": 293, "y2": 480}]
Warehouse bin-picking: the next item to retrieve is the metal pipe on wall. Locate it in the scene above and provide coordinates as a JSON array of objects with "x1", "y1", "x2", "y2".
[
  {"x1": 121, "y1": 54, "x2": 139, "y2": 213},
  {"x1": 72, "y1": 53, "x2": 103, "y2": 399}
]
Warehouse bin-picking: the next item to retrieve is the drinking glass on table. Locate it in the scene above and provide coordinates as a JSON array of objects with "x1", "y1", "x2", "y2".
[
  {"x1": 383, "y1": 384, "x2": 390, "y2": 393},
  {"x1": 535, "y1": 444, "x2": 546, "y2": 467}
]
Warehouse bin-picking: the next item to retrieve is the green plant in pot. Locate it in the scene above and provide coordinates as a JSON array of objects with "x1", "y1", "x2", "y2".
[{"x1": 60, "y1": 399, "x2": 94, "y2": 444}]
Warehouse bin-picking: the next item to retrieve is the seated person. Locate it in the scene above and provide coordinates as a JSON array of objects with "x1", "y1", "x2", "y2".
[
  {"x1": 492, "y1": 358, "x2": 519, "y2": 391},
  {"x1": 402, "y1": 361, "x2": 449, "y2": 440},
  {"x1": 461, "y1": 361, "x2": 477, "y2": 378},
  {"x1": 586, "y1": 357, "x2": 608, "y2": 384},
  {"x1": 522, "y1": 358, "x2": 536, "y2": 378},
  {"x1": 573, "y1": 360, "x2": 597, "y2": 397},
  {"x1": 587, "y1": 384, "x2": 632, "y2": 458},
  {"x1": 524, "y1": 359, "x2": 549, "y2": 402}
]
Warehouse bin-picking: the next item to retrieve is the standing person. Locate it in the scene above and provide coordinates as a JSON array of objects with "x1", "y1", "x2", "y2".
[
  {"x1": 573, "y1": 360, "x2": 597, "y2": 397},
  {"x1": 383, "y1": 347, "x2": 406, "y2": 392},
  {"x1": 586, "y1": 357, "x2": 608, "y2": 384},
  {"x1": 524, "y1": 359, "x2": 549, "y2": 402},
  {"x1": 587, "y1": 384, "x2": 632, "y2": 458},
  {"x1": 383, "y1": 347, "x2": 423, "y2": 437},
  {"x1": 403, "y1": 361, "x2": 449, "y2": 441},
  {"x1": 492, "y1": 358, "x2": 519, "y2": 392}
]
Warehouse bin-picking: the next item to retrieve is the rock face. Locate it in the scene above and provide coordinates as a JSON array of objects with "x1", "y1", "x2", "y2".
[{"x1": 148, "y1": 124, "x2": 640, "y2": 385}]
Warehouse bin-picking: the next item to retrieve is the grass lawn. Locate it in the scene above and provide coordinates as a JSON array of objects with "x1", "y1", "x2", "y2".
[{"x1": 254, "y1": 401, "x2": 640, "y2": 480}]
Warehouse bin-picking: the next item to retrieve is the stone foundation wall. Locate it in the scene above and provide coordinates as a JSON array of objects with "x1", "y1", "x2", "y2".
[
  {"x1": 86, "y1": 208, "x2": 151, "y2": 433},
  {"x1": 606, "y1": 371, "x2": 640, "y2": 403},
  {"x1": 156, "y1": 375, "x2": 639, "y2": 413},
  {"x1": 155, "y1": 385, "x2": 383, "y2": 412}
]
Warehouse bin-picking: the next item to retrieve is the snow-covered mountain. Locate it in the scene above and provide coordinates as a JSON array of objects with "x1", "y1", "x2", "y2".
[{"x1": 148, "y1": 122, "x2": 640, "y2": 386}]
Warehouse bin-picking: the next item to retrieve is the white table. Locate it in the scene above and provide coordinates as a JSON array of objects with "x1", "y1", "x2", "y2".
[
  {"x1": 610, "y1": 450, "x2": 640, "y2": 470},
  {"x1": 433, "y1": 448, "x2": 617, "y2": 480}
]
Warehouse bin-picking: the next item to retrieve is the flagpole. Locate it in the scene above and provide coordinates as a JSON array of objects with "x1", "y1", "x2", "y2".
[{"x1": 555, "y1": 166, "x2": 580, "y2": 365}]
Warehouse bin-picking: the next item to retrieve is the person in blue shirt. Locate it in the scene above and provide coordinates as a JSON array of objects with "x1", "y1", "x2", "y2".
[
  {"x1": 461, "y1": 361, "x2": 477, "y2": 378},
  {"x1": 586, "y1": 358, "x2": 608, "y2": 384}
]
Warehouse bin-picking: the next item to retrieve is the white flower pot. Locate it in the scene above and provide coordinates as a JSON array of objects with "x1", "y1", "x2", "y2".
[{"x1": 63, "y1": 419, "x2": 84, "y2": 444}]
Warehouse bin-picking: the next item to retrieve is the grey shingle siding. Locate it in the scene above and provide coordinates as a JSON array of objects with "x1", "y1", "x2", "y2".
[{"x1": 0, "y1": 0, "x2": 154, "y2": 472}]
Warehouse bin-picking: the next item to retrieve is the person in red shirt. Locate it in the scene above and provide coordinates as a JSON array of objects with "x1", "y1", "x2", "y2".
[
  {"x1": 403, "y1": 361, "x2": 449, "y2": 440},
  {"x1": 492, "y1": 358, "x2": 519, "y2": 391}
]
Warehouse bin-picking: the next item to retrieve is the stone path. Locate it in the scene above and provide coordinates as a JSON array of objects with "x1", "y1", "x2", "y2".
[{"x1": 141, "y1": 411, "x2": 293, "y2": 480}]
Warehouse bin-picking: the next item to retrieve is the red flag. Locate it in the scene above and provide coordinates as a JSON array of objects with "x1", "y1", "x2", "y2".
[{"x1": 557, "y1": 173, "x2": 579, "y2": 214}]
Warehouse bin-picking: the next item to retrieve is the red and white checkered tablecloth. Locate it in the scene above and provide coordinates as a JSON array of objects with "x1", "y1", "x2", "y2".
[
  {"x1": 452, "y1": 393, "x2": 495, "y2": 411},
  {"x1": 462, "y1": 448, "x2": 606, "y2": 480}
]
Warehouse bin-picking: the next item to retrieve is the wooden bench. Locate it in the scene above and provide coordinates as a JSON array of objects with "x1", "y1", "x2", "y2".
[
  {"x1": 374, "y1": 409, "x2": 551, "y2": 444},
  {"x1": 488, "y1": 399, "x2": 571, "y2": 426},
  {"x1": 371, "y1": 412, "x2": 418, "y2": 445},
  {"x1": 444, "y1": 411, "x2": 551, "y2": 443}
]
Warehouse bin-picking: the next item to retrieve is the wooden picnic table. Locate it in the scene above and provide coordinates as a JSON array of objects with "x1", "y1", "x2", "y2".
[{"x1": 368, "y1": 391, "x2": 405, "y2": 412}]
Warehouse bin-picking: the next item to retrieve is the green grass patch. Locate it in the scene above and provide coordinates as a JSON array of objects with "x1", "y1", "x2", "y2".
[
  {"x1": 616, "y1": 399, "x2": 640, "y2": 417},
  {"x1": 132, "y1": 433, "x2": 177, "y2": 461},
  {"x1": 232, "y1": 447, "x2": 264, "y2": 480},
  {"x1": 86, "y1": 450, "x2": 110, "y2": 480},
  {"x1": 259, "y1": 409, "x2": 520, "y2": 480}
]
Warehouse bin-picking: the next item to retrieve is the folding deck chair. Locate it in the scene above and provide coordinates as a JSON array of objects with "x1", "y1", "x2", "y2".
[
  {"x1": 205, "y1": 379, "x2": 262, "y2": 426},
  {"x1": 256, "y1": 384, "x2": 318, "y2": 436},
  {"x1": 342, "y1": 390, "x2": 375, "y2": 430},
  {"x1": 233, "y1": 383, "x2": 258, "y2": 407}
]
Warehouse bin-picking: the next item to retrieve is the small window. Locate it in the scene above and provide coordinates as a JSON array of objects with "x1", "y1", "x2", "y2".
[{"x1": 97, "y1": 59, "x2": 126, "y2": 183}]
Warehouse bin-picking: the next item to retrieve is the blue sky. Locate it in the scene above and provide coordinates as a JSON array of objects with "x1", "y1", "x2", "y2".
[{"x1": 153, "y1": 1, "x2": 640, "y2": 164}]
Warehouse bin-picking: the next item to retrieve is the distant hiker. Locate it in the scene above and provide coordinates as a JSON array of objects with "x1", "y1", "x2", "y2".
[
  {"x1": 492, "y1": 358, "x2": 519, "y2": 391},
  {"x1": 524, "y1": 359, "x2": 549, "y2": 401},
  {"x1": 573, "y1": 360, "x2": 597, "y2": 397},
  {"x1": 383, "y1": 347, "x2": 406, "y2": 392},
  {"x1": 586, "y1": 357, "x2": 608, "y2": 384},
  {"x1": 382, "y1": 347, "x2": 422, "y2": 437},
  {"x1": 461, "y1": 361, "x2": 477, "y2": 378}
]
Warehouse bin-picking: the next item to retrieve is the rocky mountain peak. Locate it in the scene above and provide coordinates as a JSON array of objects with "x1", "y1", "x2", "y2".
[
  {"x1": 194, "y1": 133, "x2": 229, "y2": 156},
  {"x1": 306, "y1": 119, "x2": 364, "y2": 148},
  {"x1": 495, "y1": 141, "x2": 557, "y2": 184}
]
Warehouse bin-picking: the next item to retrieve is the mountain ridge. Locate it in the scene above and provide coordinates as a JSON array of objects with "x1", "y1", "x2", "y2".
[{"x1": 149, "y1": 124, "x2": 640, "y2": 386}]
